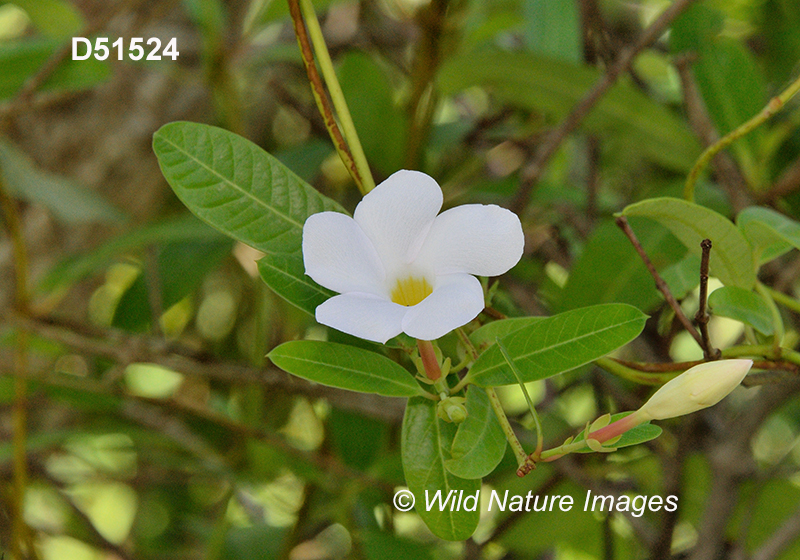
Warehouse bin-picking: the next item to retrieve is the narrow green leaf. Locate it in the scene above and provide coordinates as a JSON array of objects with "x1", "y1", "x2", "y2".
[
  {"x1": 0, "y1": 141, "x2": 125, "y2": 224},
  {"x1": 620, "y1": 197, "x2": 755, "y2": 289},
  {"x1": 708, "y1": 286, "x2": 774, "y2": 335},
  {"x1": 445, "y1": 387, "x2": 507, "y2": 479},
  {"x1": 152, "y1": 121, "x2": 345, "y2": 313},
  {"x1": 737, "y1": 206, "x2": 800, "y2": 264},
  {"x1": 438, "y1": 49, "x2": 700, "y2": 171},
  {"x1": 268, "y1": 341, "x2": 424, "y2": 398},
  {"x1": 402, "y1": 397, "x2": 481, "y2": 541},
  {"x1": 468, "y1": 304, "x2": 647, "y2": 387},
  {"x1": 572, "y1": 412, "x2": 662, "y2": 452}
]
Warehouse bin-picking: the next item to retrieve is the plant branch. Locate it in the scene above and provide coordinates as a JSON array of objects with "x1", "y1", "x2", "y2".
[
  {"x1": 287, "y1": 0, "x2": 372, "y2": 194},
  {"x1": 510, "y1": 0, "x2": 698, "y2": 213},
  {"x1": 615, "y1": 216, "x2": 705, "y2": 350},
  {"x1": 694, "y1": 239, "x2": 720, "y2": 359}
]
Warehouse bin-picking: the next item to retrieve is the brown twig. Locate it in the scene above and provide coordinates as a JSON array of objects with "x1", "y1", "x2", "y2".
[
  {"x1": 286, "y1": 0, "x2": 363, "y2": 189},
  {"x1": 695, "y1": 239, "x2": 720, "y2": 359},
  {"x1": 510, "y1": 0, "x2": 698, "y2": 213},
  {"x1": 615, "y1": 216, "x2": 706, "y2": 350},
  {"x1": 759, "y1": 156, "x2": 800, "y2": 205}
]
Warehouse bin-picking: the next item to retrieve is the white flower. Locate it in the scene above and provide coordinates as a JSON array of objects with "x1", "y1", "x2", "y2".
[
  {"x1": 302, "y1": 170, "x2": 524, "y2": 343},
  {"x1": 637, "y1": 359, "x2": 752, "y2": 420}
]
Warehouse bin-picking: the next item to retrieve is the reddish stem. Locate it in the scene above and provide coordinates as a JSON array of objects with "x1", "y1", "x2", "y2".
[{"x1": 417, "y1": 339, "x2": 441, "y2": 381}]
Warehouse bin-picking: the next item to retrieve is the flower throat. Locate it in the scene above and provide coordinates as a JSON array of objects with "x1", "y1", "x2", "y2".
[{"x1": 391, "y1": 276, "x2": 432, "y2": 306}]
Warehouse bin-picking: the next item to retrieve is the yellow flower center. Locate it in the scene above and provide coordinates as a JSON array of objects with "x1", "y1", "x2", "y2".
[{"x1": 391, "y1": 276, "x2": 433, "y2": 307}]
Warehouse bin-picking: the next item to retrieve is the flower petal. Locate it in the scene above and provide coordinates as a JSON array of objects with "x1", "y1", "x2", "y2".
[
  {"x1": 415, "y1": 204, "x2": 524, "y2": 276},
  {"x1": 303, "y1": 212, "x2": 385, "y2": 296},
  {"x1": 401, "y1": 273, "x2": 484, "y2": 340},
  {"x1": 354, "y1": 170, "x2": 442, "y2": 275},
  {"x1": 316, "y1": 293, "x2": 406, "y2": 344}
]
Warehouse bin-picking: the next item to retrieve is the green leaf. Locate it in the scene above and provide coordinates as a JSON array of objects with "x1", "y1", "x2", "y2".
[
  {"x1": 469, "y1": 316, "x2": 546, "y2": 349},
  {"x1": 338, "y1": 51, "x2": 407, "y2": 175},
  {"x1": 152, "y1": 121, "x2": 346, "y2": 313},
  {"x1": 573, "y1": 412, "x2": 662, "y2": 452},
  {"x1": 620, "y1": 197, "x2": 755, "y2": 289},
  {"x1": 523, "y1": 0, "x2": 581, "y2": 63},
  {"x1": 38, "y1": 214, "x2": 225, "y2": 294},
  {"x1": 468, "y1": 304, "x2": 647, "y2": 387},
  {"x1": 708, "y1": 286, "x2": 774, "y2": 335},
  {"x1": 401, "y1": 397, "x2": 481, "y2": 541},
  {"x1": 0, "y1": 39, "x2": 110, "y2": 100},
  {"x1": 0, "y1": 141, "x2": 125, "y2": 224},
  {"x1": 445, "y1": 386, "x2": 507, "y2": 479},
  {"x1": 12, "y1": 0, "x2": 84, "y2": 38},
  {"x1": 268, "y1": 341, "x2": 424, "y2": 398},
  {"x1": 438, "y1": 49, "x2": 700, "y2": 171},
  {"x1": 672, "y1": 4, "x2": 766, "y2": 175},
  {"x1": 559, "y1": 218, "x2": 686, "y2": 312},
  {"x1": 660, "y1": 253, "x2": 702, "y2": 299},
  {"x1": 737, "y1": 206, "x2": 800, "y2": 264}
]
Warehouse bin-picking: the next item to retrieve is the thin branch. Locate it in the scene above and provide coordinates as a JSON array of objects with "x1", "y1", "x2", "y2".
[
  {"x1": 510, "y1": 0, "x2": 698, "y2": 213},
  {"x1": 759, "y1": 156, "x2": 800, "y2": 204},
  {"x1": 615, "y1": 216, "x2": 705, "y2": 350},
  {"x1": 694, "y1": 239, "x2": 720, "y2": 359}
]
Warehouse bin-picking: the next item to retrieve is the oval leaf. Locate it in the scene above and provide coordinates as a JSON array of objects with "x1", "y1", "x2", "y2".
[
  {"x1": 468, "y1": 304, "x2": 647, "y2": 387},
  {"x1": 469, "y1": 316, "x2": 546, "y2": 350},
  {"x1": 708, "y1": 286, "x2": 774, "y2": 335},
  {"x1": 402, "y1": 397, "x2": 481, "y2": 541},
  {"x1": 620, "y1": 197, "x2": 755, "y2": 289},
  {"x1": 268, "y1": 341, "x2": 424, "y2": 398},
  {"x1": 737, "y1": 206, "x2": 800, "y2": 264},
  {"x1": 445, "y1": 386, "x2": 507, "y2": 479},
  {"x1": 153, "y1": 121, "x2": 345, "y2": 314}
]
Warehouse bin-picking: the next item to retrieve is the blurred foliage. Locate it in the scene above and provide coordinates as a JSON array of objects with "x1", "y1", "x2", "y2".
[{"x1": 2, "y1": 0, "x2": 800, "y2": 559}]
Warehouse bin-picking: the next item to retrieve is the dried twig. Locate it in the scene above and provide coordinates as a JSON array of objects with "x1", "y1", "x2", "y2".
[
  {"x1": 510, "y1": 0, "x2": 698, "y2": 213},
  {"x1": 615, "y1": 216, "x2": 705, "y2": 350},
  {"x1": 695, "y1": 239, "x2": 720, "y2": 359}
]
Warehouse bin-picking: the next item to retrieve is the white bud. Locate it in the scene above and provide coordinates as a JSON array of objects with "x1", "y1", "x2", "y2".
[{"x1": 638, "y1": 359, "x2": 752, "y2": 420}]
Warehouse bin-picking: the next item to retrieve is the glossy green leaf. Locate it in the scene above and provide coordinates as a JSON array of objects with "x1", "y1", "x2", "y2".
[
  {"x1": 573, "y1": 412, "x2": 662, "y2": 452},
  {"x1": 438, "y1": 49, "x2": 700, "y2": 171},
  {"x1": 737, "y1": 206, "x2": 800, "y2": 264},
  {"x1": 268, "y1": 341, "x2": 425, "y2": 398},
  {"x1": 0, "y1": 39, "x2": 110, "y2": 100},
  {"x1": 0, "y1": 141, "x2": 125, "y2": 224},
  {"x1": 559, "y1": 218, "x2": 686, "y2": 312},
  {"x1": 469, "y1": 316, "x2": 546, "y2": 349},
  {"x1": 468, "y1": 304, "x2": 647, "y2": 387},
  {"x1": 152, "y1": 121, "x2": 345, "y2": 314},
  {"x1": 401, "y1": 397, "x2": 481, "y2": 541},
  {"x1": 660, "y1": 253, "x2": 702, "y2": 299},
  {"x1": 620, "y1": 197, "x2": 755, "y2": 289},
  {"x1": 708, "y1": 286, "x2": 774, "y2": 335},
  {"x1": 445, "y1": 386, "x2": 507, "y2": 479}
]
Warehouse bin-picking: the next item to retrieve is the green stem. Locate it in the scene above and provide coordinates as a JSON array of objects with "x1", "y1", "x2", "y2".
[
  {"x1": 298, "y1": 0, "x2": 374, "y2": 193},
  {"x1": 685, "y1": 72, "x2": 800, "y2": 201},
  {"x1": 495, "y1": 337, "x2": 543, "y2": 457},
  {"x1": 756, "y1": 281, "x2": 784, "y2": 357},
  {"x1": 485, "y1": 386, "x2": 528, "y2": 467},
  {"x1": 764, "y1": 285, "x2": 800, "y2": 314}
]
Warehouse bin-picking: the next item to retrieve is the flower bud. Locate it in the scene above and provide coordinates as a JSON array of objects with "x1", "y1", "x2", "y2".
[{"x1": 638, "y1": 359, "x2": 752, "y2": 421}]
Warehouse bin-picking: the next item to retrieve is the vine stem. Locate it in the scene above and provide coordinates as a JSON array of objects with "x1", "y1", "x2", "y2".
[
  {"x1": 289, "y1": 0, "x2": 374, "y2": 194},
  {"x1": 0, "y1": 174, "x2": 34, "y2": 560},
  {"x1": 756, "y1": 281, "x2": 785, "y2": 357},
  {"x1": 685, "y1": 72, "x2": 800, "y2": 201}
]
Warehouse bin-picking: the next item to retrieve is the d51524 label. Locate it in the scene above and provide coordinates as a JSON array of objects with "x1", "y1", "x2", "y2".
[{"x1": 72, "y1": 38, "x2": 179, "y2": 61}]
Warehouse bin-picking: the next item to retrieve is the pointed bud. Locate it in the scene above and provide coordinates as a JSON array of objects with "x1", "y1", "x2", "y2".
[{"x1": 638, "y1": 359, "x2": 752, "y2": 420}]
